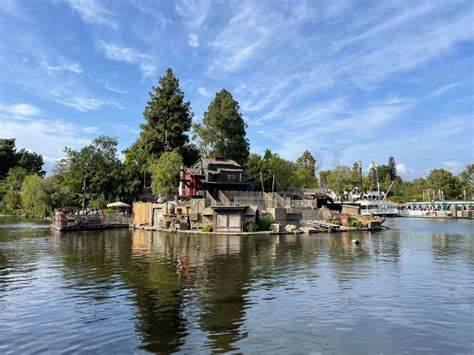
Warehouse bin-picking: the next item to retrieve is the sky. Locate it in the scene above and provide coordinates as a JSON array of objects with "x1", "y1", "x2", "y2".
[{"x1": 0, "y1": 0, "x2": 473, "y2": 179}]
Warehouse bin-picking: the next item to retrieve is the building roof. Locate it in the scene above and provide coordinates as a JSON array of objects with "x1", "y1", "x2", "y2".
[{"x1": 192, "y1": 157, "x2": 241, "y2": 169}]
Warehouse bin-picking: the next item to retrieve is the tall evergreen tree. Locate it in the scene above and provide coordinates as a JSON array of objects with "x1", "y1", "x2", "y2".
[
  {"x1": 139, "y1": 68, "x2": 193, "y2": 157},
  {"x1": 388, "y1": 156, "x2": 397, "y2": 181},
  {"x1": 193, "y1": 89, "x2": 249, "y2": 165}
]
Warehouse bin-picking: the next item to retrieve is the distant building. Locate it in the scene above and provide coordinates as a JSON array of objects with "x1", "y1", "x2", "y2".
[{"x1": 179, "y1": 157, "x2": 254, "y2": 199}]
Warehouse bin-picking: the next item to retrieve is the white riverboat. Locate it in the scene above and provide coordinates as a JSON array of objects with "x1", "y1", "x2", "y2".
[{"x1": 355, "y1": 191, "x2": 399, "y2": 217}]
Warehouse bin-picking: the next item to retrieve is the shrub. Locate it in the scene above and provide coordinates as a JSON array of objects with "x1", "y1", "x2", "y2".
[{"x1": 202, "y1": 223, "x2": 213, "y2": 232}]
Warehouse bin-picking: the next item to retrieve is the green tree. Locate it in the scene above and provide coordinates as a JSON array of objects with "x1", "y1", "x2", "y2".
[
  {"x1": 21, "y1": 175, "x2": 70, "y2": 217},
  {"x1": 245, "y1": 150, "x2": 296, "y2": 192},
  {"x1": 17, "y1": 149, "x2": 45, "y2": 176},
  {"x1": 326, "y1": 166, "x2": 353, "y2": 198},
  {"x1": 388, "y1": 156, "x2": 397, "y2": 182},
  {"x1": 139, "y1": 68, "x2": 193, "y2": 157},
  {"x1": 56, "y1": 136, "x2": 124, "y2": 205},
  {"x1": 294, "y1": 150, "x2": 318, "y2": 188},
  {"x1": 0, "y1": 139, "x2": 45, "y2": 178},
  {"x1": 3, "y1": 190, "x2": 22, "y2": 211},
  {"x1": 426, "y1": 169, "x2": 461, "y2": 200},
  {"x1": 193, "y1": 89, "x2": 249, "y2": 166},
  {"x1": 0, "y1": 138, "x2": 18, "y2": 179},
  {"x1": 459, "y1": 164, "x2": 474, "y2": 199},
  {"x1": 148, "y1": 150, "x2": 183, "y2": 199}
]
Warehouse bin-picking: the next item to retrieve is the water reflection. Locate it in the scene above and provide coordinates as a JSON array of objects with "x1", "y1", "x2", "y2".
[{"x1": 1, "y1": 218, "x2": 473, "y2": 354}]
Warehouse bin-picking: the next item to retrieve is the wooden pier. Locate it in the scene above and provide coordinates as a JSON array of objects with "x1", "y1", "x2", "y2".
[{"x1": 51, "y1": 213, "x2": 131, "y2": 231}]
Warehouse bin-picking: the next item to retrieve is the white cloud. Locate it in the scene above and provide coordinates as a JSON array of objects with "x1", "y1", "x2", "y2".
[
  {"x1": 42, "y1": 61, "x2": 82, "y2": 75},
  {"x1": 59, "y1": 97, "x2": 104, "y2": 112},
  {"x1": 66, "y1": 0, "x2": 117, "y2": 29},
  {"x1": 428, "y1": 82, "x2": 460, "y2": 98},
  {"x1": 0, "y1": 103, "x2": 41, "y2": 118},
  {"x1": 197, "y1": 87, "x2": 211, "y2": 97},
  {"x1": 139, "y1": 63, "x2": 157, "y2": 78},
  {"x1": 175, "y1": 0, "x2": 210, "y2": 29},
  {"x1": 442, "y1": 161, "x2": 465, "y2": 175},
  {"x1": 82, "y1": 126, "x2": 99, "y2": 134},
  {"x1": 104, "y1": 81, "x2": 127, "y2": 94},
  {"x1": 0, "y1": 117, "x2": 91, "y2": 166},
  {"x1": 188, "y1": 33, "x2": 199, "y2": 47},
  {"x1": 98, "y1": 41, "x2": 156, "y2": 77}
]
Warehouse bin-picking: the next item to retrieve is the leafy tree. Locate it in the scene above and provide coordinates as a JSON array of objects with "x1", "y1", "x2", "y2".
[
  {"x1": 139, "y1": 68, "x2": 193, "y2": 157},
  {"x1": 21, "y1": 175, "x2": 70, "y2": 217},
  {"x1": 0, "y1": 138, "x2": 18, "y2": 179},
  {"x1": 326, "y1": 166, "x2": 353, "y2": 198},
  {"x1": 148, "y1": 150, "x2": 183, "y2": 199},
  {"x1": 459, "y1": 164, "x2": 474, "y2": 199},
  {"x1": 0, "y1": 139, "x2": 45, "y2": 178},
  {"x1": 426, "y1": 169, "x2": 462, "y2": 200},
  {"x1": 294, "y1": 151, "x2": 318, "y2": 188},
  {"x1": 193, "y1": 89, "x2": 249, "y2": 166},
  {"x1": 56, "y1": 136, "x2": 124, "y2": 205},
  {"x1": 17, "y1": 149, "x2": 45, "y2": 176},
  {"x1": 3, "y1": 190, "x2": 22, "y2": 211}
]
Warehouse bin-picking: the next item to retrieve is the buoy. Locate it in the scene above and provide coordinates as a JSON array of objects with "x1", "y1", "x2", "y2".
[{"x1": 351, "y1": 239, "x2": 360, "y2": 246}]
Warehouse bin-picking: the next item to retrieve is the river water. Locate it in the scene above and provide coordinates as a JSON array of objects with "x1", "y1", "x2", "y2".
[{"x1": 0, "y1": 217, "x2": 472, "y2": 354}]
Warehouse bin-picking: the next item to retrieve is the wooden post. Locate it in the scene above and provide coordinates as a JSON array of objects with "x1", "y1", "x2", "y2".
[
  {"x1": 260, "y1": 172, "x2": 265, "y2": 195},
  {"x1": 272, "y1": 174, "x2": 275, "y2": 194}
]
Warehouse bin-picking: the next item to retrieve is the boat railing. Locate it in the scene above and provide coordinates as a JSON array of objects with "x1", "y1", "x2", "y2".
[{"x1": 52, "y1": 213, "x2": 131, "y2": 228}]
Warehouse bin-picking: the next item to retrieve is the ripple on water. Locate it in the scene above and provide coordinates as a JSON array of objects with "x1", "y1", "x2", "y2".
[{"x1": 0, "y1": 218, "x2": 473, "y2": 354}]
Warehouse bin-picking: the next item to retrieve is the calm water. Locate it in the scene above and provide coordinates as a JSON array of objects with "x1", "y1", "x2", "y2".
[{"x1": 0, "y1": 217, "x2": 472, "y2": 354}]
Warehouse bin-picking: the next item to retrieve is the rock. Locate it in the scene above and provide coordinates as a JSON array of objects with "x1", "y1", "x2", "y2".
[
  {"x1": 284, "y1": 224, "x2": 298, "y2": 232},
  {"x1": 271, "y1": 223, "x2": 283, "y2": 232}
]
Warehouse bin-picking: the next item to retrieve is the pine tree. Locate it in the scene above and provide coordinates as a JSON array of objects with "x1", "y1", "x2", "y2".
[
  {"x1": 388, "y1": 156, "x2": 397, "y2": 182},
  {"x1": 193, "y1": 89, "x2": 249, "y2": 165},
  {"x1": 139, "y1": 68, "x2": 193, "y2": 157}
]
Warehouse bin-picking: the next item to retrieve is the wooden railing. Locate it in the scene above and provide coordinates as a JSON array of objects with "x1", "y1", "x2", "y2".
[{"x1": 52, "y1": 213, "x2": 131, "y2": 228}]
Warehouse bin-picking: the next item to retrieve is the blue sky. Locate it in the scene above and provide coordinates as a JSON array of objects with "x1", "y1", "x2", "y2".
[{"x1": 0, "y1": 0, "x2": 473, "y2": 179}]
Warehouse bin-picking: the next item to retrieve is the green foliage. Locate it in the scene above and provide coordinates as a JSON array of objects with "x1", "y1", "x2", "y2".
[
  {"x1": 21, "y1": 175, "x2": 70, "y2": 217},
  {"x1": 426, "y1": 168, "x2": 462, "y2": 200},
  {"x1": 459, "y1": 164, "x2": 474, "y2": 199},
  {"x1": 56, "y1": 135, "x2": 124, "y2": 205},
  {"x1": 193, "y1": 89, "x2": 249, "y2": 166},
  {"x1": 148, "y1": 150, "x2": 183, "y2": 199},
  {"x1": 0, "y1": 138, "x2": 19, "y2": 179},
  {"x1": 3, "y1": 190, "x2": 22, "y2": 211},
  {"x1": 202, "y1": 223, "x2": 213, "y2": 232},
  {"x1": 0, "y1": 139, "x2": 45, "y2": 178},
  {"x1": 325, "y1": 166, "x2": 353, "y2": 198},
  {"x1": 139, "y1": 68, "x2": 193, "y2": 157},
  {"x1": 247, "y1": 213, "x2": 274, "y2": 232},
  {"x1": 294, "y1": 150, "x2": 318, "y2": 188},
  {"x1": 17, "y1": 149, "x2": 45, "y2": 176},
  {"x1": 245, "y1": 149, "x2": 298, "y2": 192}
]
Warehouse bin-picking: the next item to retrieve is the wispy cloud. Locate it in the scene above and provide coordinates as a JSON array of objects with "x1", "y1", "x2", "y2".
[
  {"x1": 42, "y1": 61, "x2": 82, "y2": 75},
  {"x1": 428, "y1": 82, "x2": 461, "y2": 98},
  {"x1": 0, "y1": 103, "x2": 41, "y2": 119},
  {"x1": 66, "y1": 0, "x2": 117, "y2": 29},
  {"x1": 188, "y1": 33, "x2": 199, "y2": 48},
  {"x1": 197, "y1": 87, "x2": 211, "y2": 97},
  {"x1": 97, "y1": 40, "x2": 157, "y2": 77}
]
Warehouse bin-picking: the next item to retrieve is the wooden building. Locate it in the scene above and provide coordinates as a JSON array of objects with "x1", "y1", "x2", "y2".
[{"x1": 179, "y1": 157, "x2": 254, "y2": 199}]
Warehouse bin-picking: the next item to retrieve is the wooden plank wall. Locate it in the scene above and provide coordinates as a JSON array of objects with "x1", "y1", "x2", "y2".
[{"x1": 133, "y1": 202, "x2": 153, "y2": 225}]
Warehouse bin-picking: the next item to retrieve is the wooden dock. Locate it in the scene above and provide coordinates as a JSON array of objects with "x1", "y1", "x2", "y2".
[
  {"x1": 305, "y1": 220, "x2": 341, "y2": 232},
  {"x1": 51, "y1": 214, "x2": 131, "y2": 231}
]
